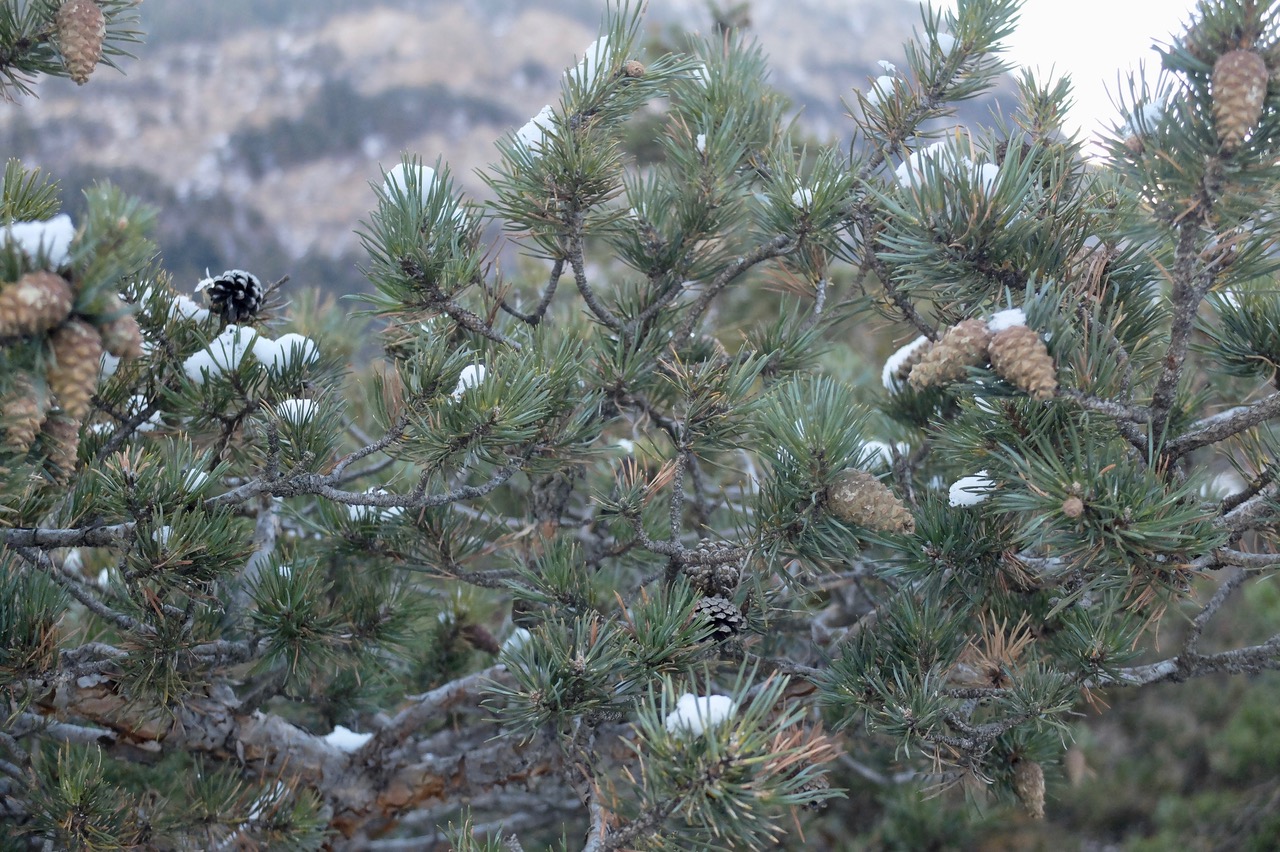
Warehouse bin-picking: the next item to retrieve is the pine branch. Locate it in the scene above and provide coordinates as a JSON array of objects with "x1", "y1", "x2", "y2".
[
  {"x1": 1166, "y1": 391, "x2": 1280, "y2": 456},
  {"x1": 674, "y1": 234, "x2": 795, "y2": 340},
  {"x1": 3, "y1": 523, "x2": 132, "y2": 548},
  {"x1": 11, "y1": 546, "x2": 150, "y2": 636}
]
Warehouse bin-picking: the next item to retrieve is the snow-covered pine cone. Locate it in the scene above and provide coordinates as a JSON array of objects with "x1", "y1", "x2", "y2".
[
  {"x1": 1213, "y1": 49, "x2": 1269, "y2": 154},
  {"x1": 908, "y1": 319, "x2": 992, "y2": 390},
  {"x1": 0, "y1": 271, "x2": 74, "y2": 338},
  {"x1": 197, "y1": 270, "x2": 265, "y2": 323},
  {"x1": 827, "y1": 468, "x2": 915, "y2": 534},
  {"x1": 1012, "y1": 759, "x2": 1046, "y2": 819},
  {"x1": 694, "y1": 595, "x2": 745, "y2": 641},
  {"x1": 98, "y1": 313, "x2": 144, "y2": 359},
  {"x1": 46, "y1": 319, "x2": 103, "y2": 421},
  {"x1": 988, "y1": 324, "x2": 1057, "y2": 401},
  {"x1": 2, "y1": 374, "x2": 49, "y2": 454},
  {"x1": 56, "y1": 0, "x2": 106, "y2": 86},
  {"x1": 682, "y1": 539, "x2": 744, "y2": 597}
]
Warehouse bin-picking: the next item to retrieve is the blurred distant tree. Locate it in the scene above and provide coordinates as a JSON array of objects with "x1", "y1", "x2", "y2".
[{"x1": 3, "y1": 1, "x2": 1280, "y2": 849}]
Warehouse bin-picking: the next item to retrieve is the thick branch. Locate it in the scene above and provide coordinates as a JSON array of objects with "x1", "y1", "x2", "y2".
[{"x1": 1166, "y1": 392, "x2": 1280, "y2": 457}]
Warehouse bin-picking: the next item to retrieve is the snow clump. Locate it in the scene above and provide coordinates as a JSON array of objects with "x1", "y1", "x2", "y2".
[
  {"x1": 986, "y1": 308, "x2": 1027, "y2": 333},
  {"x1": 516, "y1": 105, "x2": 556, "y2": 152},
  {"x1": 664, "y1": 693, "x2": 737, "y2": 737},
  {"x1": 277, "y1": 398, "x2": 317, "y2": 425},
  {"x1": 323, "y1": 725, "x2": 373, "y2": 752},
  {"x1": 2, "y1": 215, "x2": 74, "y2": 268},
  {"x1": 182, "y1": 325, "x2": 259, "y2": 382},
  {"x1": 949, "y1": 471, "x2": 994, "y2": 507},
  {"x1": 451, "y1": 364, "x2": 487, "y2": 400}
]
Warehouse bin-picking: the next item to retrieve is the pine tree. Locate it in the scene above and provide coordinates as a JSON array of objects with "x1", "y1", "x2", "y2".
[{"x1": 3, "y1": 0, "x2": 1280, "y2": 849}]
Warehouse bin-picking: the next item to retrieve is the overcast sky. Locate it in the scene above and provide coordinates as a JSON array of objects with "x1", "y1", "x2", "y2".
[{"x1": 919, "y1": 0, "x2": 1200, "y2": 137}]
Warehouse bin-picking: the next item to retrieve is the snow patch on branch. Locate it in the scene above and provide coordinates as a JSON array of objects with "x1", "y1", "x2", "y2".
[{"x1": 665, "y1": 693, "x2": 737, "y2": 737}]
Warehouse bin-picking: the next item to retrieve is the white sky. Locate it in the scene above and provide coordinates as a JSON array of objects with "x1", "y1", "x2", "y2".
[{"x1": 921, "y1": 0, "x2": 1200, "y2": 138}]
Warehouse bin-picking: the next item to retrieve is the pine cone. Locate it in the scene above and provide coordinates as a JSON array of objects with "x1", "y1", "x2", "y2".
[
  {"x1": 2, "y1": 374, "x2": 49, "y2": 454},
  {"x1": 908, "y1": 319, "x2": 992, "y2": 390},
  {"x1": 622, "y1": 59, "x2": 646, "y2": 78},
  {"x1": 41, "y1": 409, "x2": 81, "y2": 479},
  {"x1": 1013, "y1": 759, "x2": 1046, "y2": 819},
  {"x1": 989, "y1": 325, "x2": 1057, "y2": 401},
  {"x1": 56, "y1": 0, "x2": 106, "y2": 86},
  {"x1": 694, "y1": 595, "x2": 745, "y2": 641},
  {"x1": 1213, "y1": 49, "x2": 1269, "y2": 154},
  {"x1": 98, "y1": 313, "x2": 143, "y2": 359},
  {"x1": 1062, "y1": 496, "x2": 1084, "y2": 518},
  {"x1": 884, "y1": 336, "x2": 932, "y2": 391},
  {"x1": 0, "y1": 271, "x2": 74, "y2": 338},
  {"x1": 827, "y1": 468, "x2": 915, "y2": 534},
  {"x1": 46, "y1": 319, "x2": 104, "y2": 421},
  {"x1": 682, "y1": 539, "x2": 744, "y2": 597},
  {"x1": 197, "y1": 270, "x2": 265, "y2": 323},
  {"x1": 796, "y1": 773, "x2": 831, "y2": 811}
]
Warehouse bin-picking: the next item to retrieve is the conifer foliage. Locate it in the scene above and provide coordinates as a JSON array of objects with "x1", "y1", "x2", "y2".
[{"x1": 3, "y1": 0, "x2": 1280, "y2": 848}]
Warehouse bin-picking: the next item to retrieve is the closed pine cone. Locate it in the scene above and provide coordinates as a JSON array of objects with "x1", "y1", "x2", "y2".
[
  {"x1": 908, "y1": 319, "x2": 992, "y2": 390},
  {"x1": 99, "y1": 314, "x2": 144, "y2": 359},
  {"x1": 46, "y1": 319, "x2": 104, "y2": 421},
  {"x1": 827, "y1": 468, "x2": 915, "y2": 534},
  {"x1": 989, "y1": 325, "x2": 1056, "y2": 400},
  {"x1": 1213, "y1": 49, "x2": 1269, "y2": 153},
  {"x1": 56, "y1": 0, "x2": 106, "y2": 86},
  {"x1": 1013, "y1": 759, "x2": 1046, "y2": 819},
  {"x1": 0, "y1": 271, "x2": 74, "y2": 338},
  {"x1": 2, "y1": 374, "x2": 49, "y2": 454},
  {"x1": 41, "y1": 409, "x2": 81, "y2": 479}
]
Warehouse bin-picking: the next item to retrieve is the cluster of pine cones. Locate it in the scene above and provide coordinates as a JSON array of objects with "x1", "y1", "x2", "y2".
[
  {"x1": 894, "y1": 317, "x2": 1057, "y2": 401},
  {"x1": 681, "y1": 540, "x2": 748, "y2": 642},
  {"x1": 0, "y1": 269, "x2": 142, "y2": 474}
]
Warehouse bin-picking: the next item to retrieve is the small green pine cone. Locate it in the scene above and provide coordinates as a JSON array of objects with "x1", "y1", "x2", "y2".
[
  {"x1": 908, "y1": 319, "x2": 992, "y2": 390},
  {"x1": 827, "y1": 468, "x2": 915, "y2": 534},
  {"x1": 0, "y1": 271, "x2": 75, "y2": 338},
  {"x1": 988, "y1": 324, "x2": 1057, "y2": 400}
]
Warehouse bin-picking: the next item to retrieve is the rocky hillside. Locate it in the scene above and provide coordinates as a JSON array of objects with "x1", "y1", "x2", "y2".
[{"x1": 0, "y1": 0, "x2": 1011, "y2": 298}]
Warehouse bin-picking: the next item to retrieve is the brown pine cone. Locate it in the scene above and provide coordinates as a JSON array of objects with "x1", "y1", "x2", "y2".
[
  {"x1": 694, "y1": 595, "x2": 745, "y2": 641},
  {"x1": 797, "y1": 772, "x2": 832, "y2": 811},
  {"x1": 99, "y1": 313, "x2": 144, "y2": 359},
  {"x1": 56, "y1": 0, "x2": 106, "y2": 86},
  {"x1": 2, "y1": 374, "x2": 49, "y2": 454},
  {"x1": 682, "y1": 539, "x2": 745, "y2": 597},
  {"x1": 1013, "y1": 759, "x2": 1046, "y2": 819},
  {"x1": 46, "y1": 319, "x2": 104, "y2": 421},
  {"x1": 883, "y1": 335, "x2": 933, "y2": 392},
  {"x1": 988, "y1": 324, "x2": 1057, "y2": 401},
  {"x1": 1213, "y1": 49, "x2": 1269, "y2": 154},
  {"x1": 908, "y1": 319, "x2": 992, "y2": 390},
  {"x1": 41, "y1": 409, "x2": 81, "y2": 479},
  {"x1": 827, "y1": 468, "x2": 915, "y2": 534},
  {"x1": 0, "y1": 271, "x2": 74, "y2": 338}
]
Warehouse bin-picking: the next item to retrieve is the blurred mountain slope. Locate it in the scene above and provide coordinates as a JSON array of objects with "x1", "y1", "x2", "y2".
[{"x1": 0, "y1": 0, "x2": 1011, "y2": 297}]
